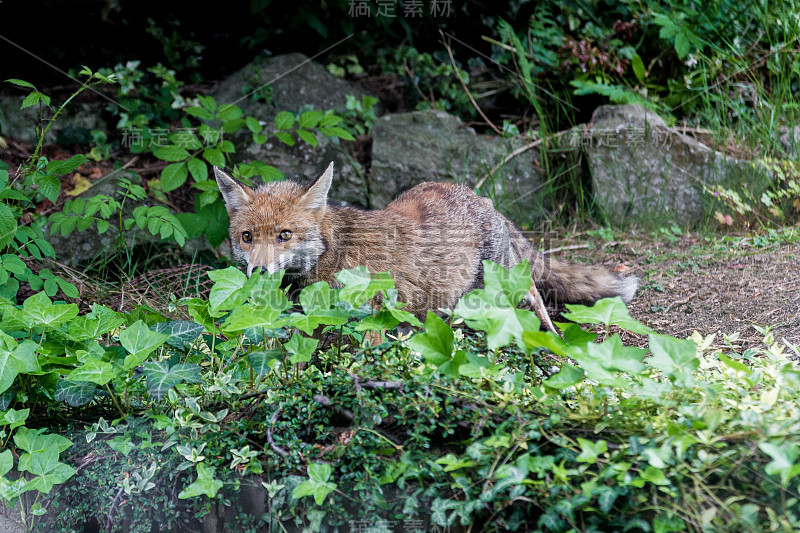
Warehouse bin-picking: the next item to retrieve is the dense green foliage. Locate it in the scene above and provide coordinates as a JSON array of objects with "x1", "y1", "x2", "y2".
[{"x1": 0, "y1": 259, "x2": 798, "y2": 531}]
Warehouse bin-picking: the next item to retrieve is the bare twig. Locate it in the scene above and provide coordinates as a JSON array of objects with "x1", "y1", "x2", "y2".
[
  {"x1": 474, "y1": 129, "x2": 569, "y2": 191},
  {"x1": 663, "y1": 291, "x2": 699, "y2": 313},
  {"x1": 543, "y1": 244, "x2": 590, "y2": 255},
  {"x1": 528, "y1": 279, "x2": 559, "y2": 334},
  {"x1": 267, "y1": 409, "x2": 288, "y2": 457},
  {"x1": 440, "y1": 30, "x2": 502, "y2": 135},
  {"x1": 103, "y1": 487, "x2": 125, "y2": 531},
  {"x1": 361, "y1": 380, "x2": 403, "y2": 390},
  {"x1": 314, "y1": 394, "x2": 354, "y2": 420}
]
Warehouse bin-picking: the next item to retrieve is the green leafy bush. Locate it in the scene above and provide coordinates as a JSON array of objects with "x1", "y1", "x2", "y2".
[{"x1": 0, "y1": 259, "x2": 797, "y2": 531}]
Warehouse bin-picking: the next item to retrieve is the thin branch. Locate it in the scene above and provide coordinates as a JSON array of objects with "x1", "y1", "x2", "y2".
[
  {"x1": 542, "y1": 244, "x2": 591, "y2": 255},
  {"x1": 267, "y1": 409, "x2": 288, "y2": 457},
  {"x1": 440, "y1": 30, "x2": 502, "y2": 135},
  {"x1": 475, "y1": 128, "x2": 570, "y2": 190}
]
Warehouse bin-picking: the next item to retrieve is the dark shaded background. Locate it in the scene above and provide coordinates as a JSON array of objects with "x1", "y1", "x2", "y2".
[{"x1": 0, "y1": 0, "x2": 528, "y2": 86}]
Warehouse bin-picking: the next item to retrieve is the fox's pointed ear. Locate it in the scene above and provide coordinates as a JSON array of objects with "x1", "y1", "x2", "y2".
[
  {"x1": 214, "y1": 167, "x2": 253, "y2": 213},
  {"x1": 300, "y1": 162, "x2": 334, "y2": 211}
]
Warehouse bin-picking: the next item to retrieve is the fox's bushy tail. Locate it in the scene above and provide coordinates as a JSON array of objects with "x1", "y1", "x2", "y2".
[
  {"x1": 530, "y1": 252, "x2": 638, "y2": 306},
  {"x1": 497, "y1": 219, "x2": 638, "y2": 306}
]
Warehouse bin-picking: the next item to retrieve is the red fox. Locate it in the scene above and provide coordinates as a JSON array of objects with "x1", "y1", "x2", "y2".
[{"x1": 214, "y1": 163, "x2": 637, "y2": 326}]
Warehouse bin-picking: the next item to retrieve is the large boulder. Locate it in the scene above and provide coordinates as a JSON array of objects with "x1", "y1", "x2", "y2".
[
  {"x1": 0, "y1": 96, "x2": 107, "y2": 144},
  {"x1": 210, "y1": 52, "x2": 370, "y2": 119},
  {"x1": 583, "y1": 104, "x2": 768, "y2": 224},
  {"x1": 370, "y1": 110, "x2": 546, "y2": 222}
]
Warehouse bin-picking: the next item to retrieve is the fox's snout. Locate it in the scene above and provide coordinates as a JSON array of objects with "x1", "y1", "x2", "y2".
[{"x1": 245, "y1": 258, "x2": 283, "y2": 278}]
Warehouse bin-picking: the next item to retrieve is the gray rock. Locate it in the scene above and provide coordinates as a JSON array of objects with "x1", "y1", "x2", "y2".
[
  {"x1": 0, "y1": 96, "x2": 107, "y2": 144},
  {"x1": 778, "y1": 125, "x2": 800, "y2": 159},
  {"x1": 583, "y1": 104, "x2": 769, "y2": 224},
  {"x1": 370, "y1": 110, "x2": 546, "y2": 221},
  {"x1": 209, "y1": 52, "x2": 369, "y2": 119},
  {"x1": 237, "y1": 127, "x2": 369, "y2": 208}
]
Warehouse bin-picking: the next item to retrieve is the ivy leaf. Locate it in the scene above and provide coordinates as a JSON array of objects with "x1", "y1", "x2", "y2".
[
  {"x1": 14, "y1": 427, "x2": 72, "y2": 454},
  {"x1": 283, "y1": 309, "x2": 349, "y2": 335},
  {"x1": 106, "y1": 435, "x2": 134, "y2": 456},
  {"x1": 562, "y1": 297, "x2": 654, "y2": 334},
  {"x1": 647, "y1": 334, "x2": 699, "y2": 384},
  {"x1": 21, "y1": 291, "x2": 79, "y2": 329},
  {"x1": 335, "y1": 267, "x2": 394, "y2": 308},
  {"x1": 222, "y1": 302, "x2": 283, "y2": 332},
  {"x1": 152, "y1": 320, "x2": 205, "y2": 349},
  {"x1": 54, "y1": 379, "x2": 98, "y2": 407},
  {"x1": 66, "y1": 359, "x2": 116, "y2": 386},
  {"x1": 406, "y1": 312, "x2": 453, "y2": 367},
  {"x1": 21, "y1": 447, "x2": 76, "y2": 494},
  {"x1": 0, "y1": 333, "x2": 40, "y2": 394},
  {"x1": 354, "y1": 310, "x2": 401, "y2": 332},
  {"x1": 119, "y1": 321, "x2": 171, "y2": 370},
  {"x1": 291, "y1": 463, "x2": 337, "y2": 505},
  {"x1": 208, "y1": 267, "x2": 249, "y2": 314},
  {"x1": 570, "y1": 335, "x2": 647, "y2": 386},
  {"x1": 0, "y1": 407, "x2": 29, "y2": 429},
  {"x1": 68, "y1": 304, "x2": 124, "y2": 341},
  {"x1": 286, "y1": 335, "x2": 318, "y2": 365},
  {"x1": 142, "y1": 361, "x2": 202, "y2": 401},
  {"x1": 576, "y1": 438, "x2": 607, "y2": 464},
  {"x1": 483, "y1": 259, "x2": 531, "y2": 306},
  {"x1": 595, "y1": 485, "x2": 620, "y2": 514},
  {"x1": 248, "y1": 349, "x2": 282, "y2": 378},
  {"x1": 178, "y1": 462, "x2": 223, "y2": 499},
  {"x1": 542, "y1": 362, "x2": 584, "y2": 390},
  {"x1": 299, "y1": 281, "x2": 337, "y2": 314}
]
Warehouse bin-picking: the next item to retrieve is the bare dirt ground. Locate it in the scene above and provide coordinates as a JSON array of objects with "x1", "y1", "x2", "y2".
[{"x1": 549, "y1": 229, "x2": 800, "y2": 349}]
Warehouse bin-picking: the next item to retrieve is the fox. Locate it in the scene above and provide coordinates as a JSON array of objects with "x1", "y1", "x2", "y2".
[{"x1": 213, "y1": 162, "x2": 638, "y2": 328}]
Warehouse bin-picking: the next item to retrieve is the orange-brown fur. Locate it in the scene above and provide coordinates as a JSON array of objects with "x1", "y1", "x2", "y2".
[{"x1": 215, "y1": 163, "x2": 637, "y2": 318}]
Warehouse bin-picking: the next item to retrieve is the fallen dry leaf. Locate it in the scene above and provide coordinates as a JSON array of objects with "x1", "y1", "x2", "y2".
[{"x1": 65, "y1": 173, "x2": 93, "y2": 196}]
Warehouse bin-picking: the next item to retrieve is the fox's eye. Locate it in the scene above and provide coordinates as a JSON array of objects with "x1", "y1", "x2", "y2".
[
  {"x1": 278, "y1": 230, "x2": 293, "y2": 242},
  {"x1": 241, "y1": 231, "x2": 252, "y2": 243}
]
